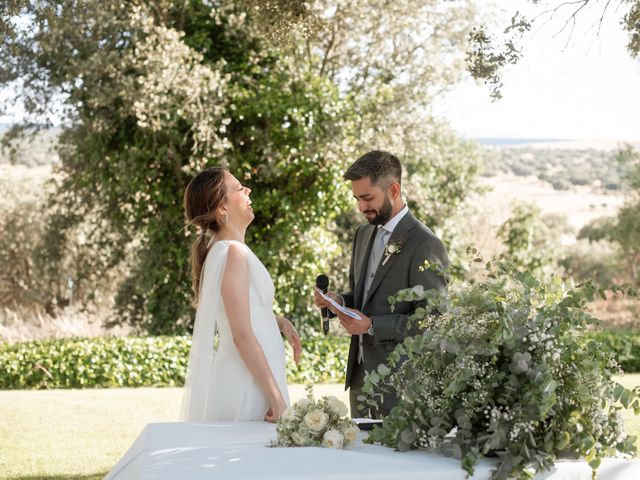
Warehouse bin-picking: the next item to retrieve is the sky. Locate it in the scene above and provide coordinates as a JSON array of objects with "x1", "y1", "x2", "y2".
[{"x1": 433, "y1": 0, "x2": 640, "y2": 141}]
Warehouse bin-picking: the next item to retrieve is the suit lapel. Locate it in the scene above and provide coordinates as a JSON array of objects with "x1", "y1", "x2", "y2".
[
  {"x1": 361, "y1": 211, "x2": 416, "y2": 309},
  {"x1": 354, "y1": 225, "x2": 377, "y2": 309}
]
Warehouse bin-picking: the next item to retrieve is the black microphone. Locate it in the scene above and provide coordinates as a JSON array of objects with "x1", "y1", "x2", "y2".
[{"x1": 316, "y1": 274, "x2": 330, "y2": 335}]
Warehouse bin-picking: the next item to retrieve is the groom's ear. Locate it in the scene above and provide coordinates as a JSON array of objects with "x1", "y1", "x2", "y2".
[{"x1": 389, "y1": 181, "x2": 401, "y2": 199}]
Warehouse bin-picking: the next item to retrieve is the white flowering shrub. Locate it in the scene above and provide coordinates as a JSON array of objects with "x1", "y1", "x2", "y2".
[
  {"x1": 364, "y1": 260, "x2": 639, "y2": 480},
  {"x1": 272, "y1": 385, "x2": 359, "y2": 449},
  {"x1": 120, "y1": 7, "x2": 230, "y2": 161}
]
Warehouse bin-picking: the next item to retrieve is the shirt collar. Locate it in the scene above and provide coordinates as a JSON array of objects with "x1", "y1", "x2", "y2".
[{"x1": 381, "y1": 205, "x2": 409, "y2": 235}]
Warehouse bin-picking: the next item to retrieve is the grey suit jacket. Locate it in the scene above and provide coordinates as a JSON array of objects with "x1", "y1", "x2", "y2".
[{"x1": 340, "y1": 210, "x2": 449, "y2": 389}]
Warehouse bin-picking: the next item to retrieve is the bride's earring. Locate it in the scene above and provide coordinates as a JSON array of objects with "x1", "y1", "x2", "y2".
[{"x1": 223, "y1": 213, "x2": 229, "y2": 227}]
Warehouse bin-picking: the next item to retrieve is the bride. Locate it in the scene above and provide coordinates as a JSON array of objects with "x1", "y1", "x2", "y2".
[{"x1": 179, "y1": 166, "x2": 301, "y2": 422}]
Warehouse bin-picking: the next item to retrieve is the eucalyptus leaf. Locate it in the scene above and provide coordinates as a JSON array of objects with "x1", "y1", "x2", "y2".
[{"x1": 400, "y1": 429, "x2": 416, "y2": 444}]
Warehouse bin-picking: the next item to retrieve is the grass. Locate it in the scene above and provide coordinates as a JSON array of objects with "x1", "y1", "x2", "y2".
[
  {"x1": 0, "y1": 378, "x2": 638, "y2": 480},
  {"x1": 0, "y1": 384, "x2": 348, "y2": 480}
]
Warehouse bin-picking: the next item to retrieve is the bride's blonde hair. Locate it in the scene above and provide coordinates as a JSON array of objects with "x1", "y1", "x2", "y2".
[{"x1": 183, "y1": 166, "x2": 228, "y2": 305}]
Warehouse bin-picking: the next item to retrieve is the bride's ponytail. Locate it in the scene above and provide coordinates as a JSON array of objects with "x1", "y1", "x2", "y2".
[
  {"x1": 183, "y1": 167, "x2": 228, "y2": 306},
  {"x1": 189, "y1": 229, "x2": 211, "y2": 306}
]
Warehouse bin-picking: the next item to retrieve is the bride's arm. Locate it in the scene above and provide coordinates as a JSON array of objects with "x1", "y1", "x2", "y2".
[{"x1": 221, "y1": 244, "x2": 287, "y2": 421}]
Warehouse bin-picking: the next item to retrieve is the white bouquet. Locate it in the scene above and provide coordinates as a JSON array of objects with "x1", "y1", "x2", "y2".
[{"x1": 272, "y1": 386, "x2": 359, "y2": 449}]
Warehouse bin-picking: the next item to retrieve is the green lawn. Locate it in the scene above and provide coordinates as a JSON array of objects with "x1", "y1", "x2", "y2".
[
  {"x1": 0, "y1": 384, "x2": 348, "y2": 480},
  {"x1": 0, "y1": 378, "x2": 637, "y2": 480}
]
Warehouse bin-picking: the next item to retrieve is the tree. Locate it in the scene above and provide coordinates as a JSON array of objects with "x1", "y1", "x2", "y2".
[
  {"x1": 1, "y1": 0, "x2": 490, "y2": 333},
  {"x1": 608, "y1": 146, "x2": 640, "y2": 284},
  {"x1": 578, "y1": 146, "x2": 640, "y2": 285},
  {"x1": 284, "y1": 0, "x2": 489, "y2": 283},
  {"x1": 613, "y1": 204, "x2": 640, "y2": 283},
  {"x1": 1, "y1": 0, "x2": 352, "y2": 333},
  {"x1": 497, "y1": 204, "x2": 572, "y2": 277}
]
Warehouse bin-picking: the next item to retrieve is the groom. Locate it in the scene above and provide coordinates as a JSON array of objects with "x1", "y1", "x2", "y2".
[{"x1": 315, "y1": 150, "x2": 449, "y2": 417}]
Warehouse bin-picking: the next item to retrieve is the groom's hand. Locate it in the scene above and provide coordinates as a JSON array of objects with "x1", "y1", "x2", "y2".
[
  {"x1": 336, "y1": 309, "x2": 372, "y2": 335},
  {"x1": 313, "y1": 289, "x2": 342, "y2": 314}
]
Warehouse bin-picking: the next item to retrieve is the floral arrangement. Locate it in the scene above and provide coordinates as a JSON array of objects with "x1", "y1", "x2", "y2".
[
  {"x1": 363, "y1": 260, "x2": 640, "y2": 480},
  {"x1": 382, "y1": 237, "x2": 405, "y2": 265},
  {"x1": 272, "y1": 386, "x2": 359, "y2": 449}
]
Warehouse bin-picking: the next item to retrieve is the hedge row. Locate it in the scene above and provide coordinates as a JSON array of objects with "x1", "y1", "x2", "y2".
[
  {"x1": 1, "y1": 329, "x2": 637, "y2": 390},
  {"x1": 0, "y1": 334, "x2": 350, "y2": 389},
  {"x1": 590, "y1": 329, "x2": 640, "y2": 374}
]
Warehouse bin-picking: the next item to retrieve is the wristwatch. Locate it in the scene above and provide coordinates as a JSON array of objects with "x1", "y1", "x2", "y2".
[{"x1": 367, "y1": 319, "x2": 374, "y2": 336}]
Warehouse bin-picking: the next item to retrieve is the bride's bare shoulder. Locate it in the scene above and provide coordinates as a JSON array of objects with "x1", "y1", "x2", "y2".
[
  {"x1": 217, "y1": 240, "x2": 248, "y2": 264},
  {"x1": 210, "y1": 239, "x2": 247, "y2": 251}
]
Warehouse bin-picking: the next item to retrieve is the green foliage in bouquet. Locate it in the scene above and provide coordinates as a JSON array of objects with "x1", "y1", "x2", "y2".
[
  {"x1": 363, "y1": 261, "x2": 640, "y2": 480},
  {"x1": 272, "y1": 385, "x2": 359, "y2": 449}
]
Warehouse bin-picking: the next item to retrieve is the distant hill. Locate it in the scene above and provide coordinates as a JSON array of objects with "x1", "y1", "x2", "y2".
[
  {"x1": 477, "y1": 138, "x2": 567, "y2": 146},
  {"x1": 481, "y1": 140, "x2": 640, "y2": 192}
]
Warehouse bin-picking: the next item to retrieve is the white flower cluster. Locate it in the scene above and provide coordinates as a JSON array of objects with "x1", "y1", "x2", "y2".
[
  {"x1": 272, "y1": 388, "x2": 358, "y2": 450},
  {"x1": 410, "y1": 368, "x2": 448, "y2": 412},
  {"x1": 524, "y1": 328, "x2": 562, "y2": 362},
  {"x1": 607, "y1": 411, "x2": 628, "y2": 445},
  {"x1": 508, "y1": 420, "x2": 535, "y2": 442},
  {"x1": 484, "y1": 405, "x2": 514, "y2": 425}
]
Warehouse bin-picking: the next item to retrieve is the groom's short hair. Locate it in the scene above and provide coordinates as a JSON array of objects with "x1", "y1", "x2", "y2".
[{"x1": 344, "y1": 150, "x2": 402, "y2": 187}]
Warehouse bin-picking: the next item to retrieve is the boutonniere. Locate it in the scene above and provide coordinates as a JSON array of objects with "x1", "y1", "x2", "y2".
[{"x1": 382, "y1": 238, "x2": 404, "y2": 265}]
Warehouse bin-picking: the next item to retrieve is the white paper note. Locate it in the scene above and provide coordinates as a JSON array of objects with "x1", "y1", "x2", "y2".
[{"x1": 314, "y1": 287, "x2": 362, "y2": 320}]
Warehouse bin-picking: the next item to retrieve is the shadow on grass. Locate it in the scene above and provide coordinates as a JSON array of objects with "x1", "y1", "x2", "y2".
[{"x1": 7, "y1": 474, "x2": 108, "y2": 480}]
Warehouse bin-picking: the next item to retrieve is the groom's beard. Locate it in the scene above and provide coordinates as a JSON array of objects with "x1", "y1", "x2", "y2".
[{"x1": 366, "y1": 195, "x2": 393, "y2": 226}]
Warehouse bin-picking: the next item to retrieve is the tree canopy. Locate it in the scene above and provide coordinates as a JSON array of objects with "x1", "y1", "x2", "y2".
[{"x1": 1, "y1": 0, "x2": 488, "y2": 333}]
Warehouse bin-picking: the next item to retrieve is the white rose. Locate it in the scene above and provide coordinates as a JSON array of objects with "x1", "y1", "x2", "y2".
[
  {"x1": 291, "y1": 431, "x2": 307, "y2": 446},
  {"x1": 304, "y1": 409, "x2": 329, "y2": 432},
  {"x1": 327, "y1": 396, "x2": 348, "y2": 417},
  {"x1": 282, "y1": 406, "x2": 296, "y2": 422},
  {"x1": 322, "y1": 429, "x2": 344, "y2": 449},
  {"x1": 296, "y1": 397, "x2": 310, "y2": 410},
  {"x1": 343, "y1": 425, "x2": 359, "y2": 445}
]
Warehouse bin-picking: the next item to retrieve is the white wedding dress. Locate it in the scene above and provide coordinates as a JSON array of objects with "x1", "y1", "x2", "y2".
[{"x1": 179, "y1": 239, "x2": 290, "y2": 421}]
